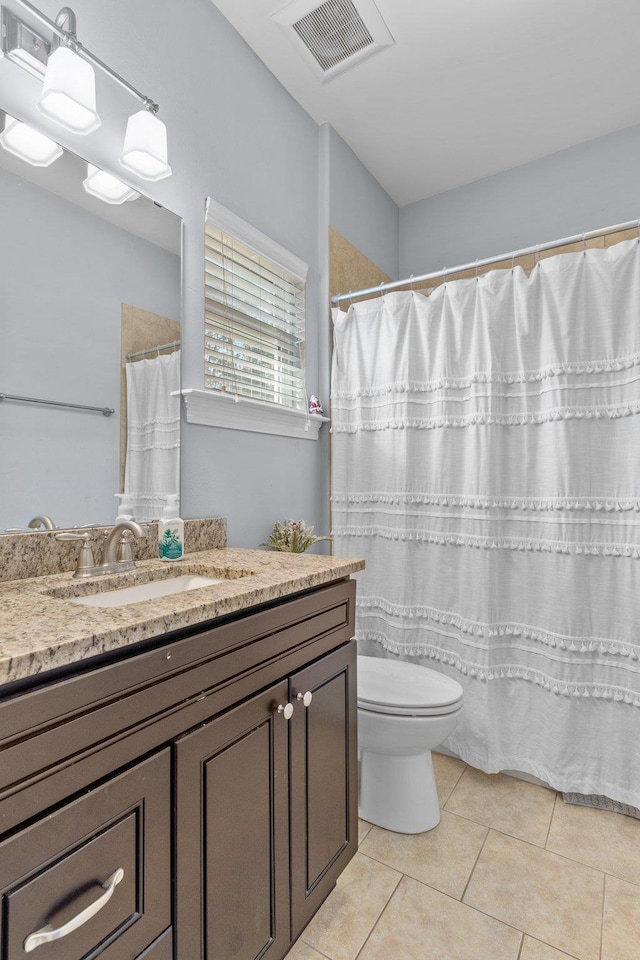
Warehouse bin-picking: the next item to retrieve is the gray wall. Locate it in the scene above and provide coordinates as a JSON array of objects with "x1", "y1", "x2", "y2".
[
  {"x1": 328, "y1": 126, "x2": 399, "y2": 279},
  {"x1": 400, "y1": 122, "x2": 640, "y2": 277},
  {"x1": 0, "y1": 166, "x2": 180, "y2": 531},
  {"x1": 6, "y1": 0, "x2": 635, "y2": 546},
  {"x1": 0, "y1": 0, "x2": 327, "y2": 548}
]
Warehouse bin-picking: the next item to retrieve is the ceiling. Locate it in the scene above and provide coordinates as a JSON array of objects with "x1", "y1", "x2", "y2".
[{"x1": 211, "y1": 0, "x2": 640, "y2": 207}]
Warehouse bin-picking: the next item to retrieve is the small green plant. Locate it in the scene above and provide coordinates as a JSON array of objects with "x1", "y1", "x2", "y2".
[{"x1": 263, "y1": 519, "x2": 331, "y2": 553}]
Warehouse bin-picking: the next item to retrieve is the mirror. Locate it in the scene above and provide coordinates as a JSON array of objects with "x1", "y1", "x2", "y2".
[{"x1": 0, "y1": 109, "x2": 182, "y2": 532}]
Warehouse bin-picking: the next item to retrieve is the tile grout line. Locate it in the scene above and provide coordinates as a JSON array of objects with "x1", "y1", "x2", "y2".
[
  {"x1": 298, "y1": 940, "x2": 334, "y2": 960},
  {"x1": 516, "y1": 930, "x2": 525, "y2": 960},
  {"x1": 453, "y1": 827, "x2": 588, "y2": 949},
  {"x1": 299, "y1": 851, "x2": 400, "y2": 960},
  {"x1": 434, "y1": 805, "x2": 553, "y2": 849},
  {"x1": 456, "y1": 881, "x2": 602, "y2": 960},
  {"x1": 460, "y1": 825, "x2": 491, "y2": 902},
  {"x1": 544, "y1": 791, "x2": 559, "y2": 848},
  {"x1": 351, "y1": 872, "x2": 527, "y2": 960},
  {"x1": 461, "y1": 826, "x2": 607, "y2": 959},
  {"x1": 359, "y1": 811, "x2": 490, "y2": 901},
  {"x1": 540, "y1": 842, "x2": 631, "y2": 886},
  {"x1": 599, "y1": 873, "x2": 607, "y2": 960},
  {"x1": 402, "y1": 866, "x2": 531, "y2": 943},
  {"x1": 545, "y1": 795, "x2": 640, "y2": 885},
  {"x1": 350, "y1": 860, "x2": 404, "y2": 960},
  {"x1": 440, "y1": 758, "x2": 468, "y2": 808},
  {"x1": 521, "y1": 936, "x2": 583, "y2": 960}
]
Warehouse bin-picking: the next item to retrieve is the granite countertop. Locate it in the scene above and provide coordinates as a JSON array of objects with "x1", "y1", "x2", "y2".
[{"x1": 0, "y1": 548, "x2": 365, "y2": 687}]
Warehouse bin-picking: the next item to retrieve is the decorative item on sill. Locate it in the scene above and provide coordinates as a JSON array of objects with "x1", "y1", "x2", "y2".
[
  {"x1": 263, "y1": 519, "x2": 331, "y2": 553},
  {"x1": 308, "y1": 395, "x2": 324, "y2": 415}
]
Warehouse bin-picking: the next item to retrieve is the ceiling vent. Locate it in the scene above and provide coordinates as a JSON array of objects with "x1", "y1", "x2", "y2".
[{"x1": 272, "y1": 0, "x2": 394, "y2": 83}]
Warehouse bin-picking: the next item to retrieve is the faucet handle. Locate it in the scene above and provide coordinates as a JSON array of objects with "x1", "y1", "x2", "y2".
[
  {"x1": 116, "y1": 531, "x2": 134, "y2": 564},
  {"x1": 55, "y1": 532, "x2": 96, "y2": 578}
]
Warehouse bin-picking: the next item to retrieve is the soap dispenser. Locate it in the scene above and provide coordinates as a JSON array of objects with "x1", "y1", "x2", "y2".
[
  {"x1": 115, "y1": 493, "x2": 134, "y2": 522},
  {"x1": 158, "y1": 495, "x2": 184, "y2": 560}
]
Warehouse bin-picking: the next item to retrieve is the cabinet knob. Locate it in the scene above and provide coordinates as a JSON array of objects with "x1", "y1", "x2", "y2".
[
  {"x1": 277, "y1": 702, "x2": 294, "y2": 720},
  {"x1": 296, "y1": 691, "x2": 313, "y2": 708}
]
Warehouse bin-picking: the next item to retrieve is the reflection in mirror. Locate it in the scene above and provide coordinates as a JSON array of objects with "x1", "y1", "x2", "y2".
[{"x1": 0, "y1": 109, "x2": 182, "y2": 532}]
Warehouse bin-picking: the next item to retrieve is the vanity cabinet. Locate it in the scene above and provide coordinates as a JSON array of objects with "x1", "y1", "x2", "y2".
[
  {"x1": 0, "y1": 751, "x2": 172, "y2": 960},
  {"x1": 175, "y1": 643, "x2": 357, "y2": 960},
  {"x1": 0, "y1": 578, "x2": 357, "y2": 960}
]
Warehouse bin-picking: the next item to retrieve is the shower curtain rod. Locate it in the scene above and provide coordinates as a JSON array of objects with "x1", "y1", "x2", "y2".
[
  {"x1": 126, "y1": 340, "x2": 181, "y2": 362},
  {"x1": 331, "y1": 217, "x2": 640, "y2": 304}
]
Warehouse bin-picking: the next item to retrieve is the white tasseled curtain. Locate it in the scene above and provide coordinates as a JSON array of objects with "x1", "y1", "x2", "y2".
[
  {"x1": 331, "y1": 240, "x2": 640, "y2": 806},
  {"x1": 124, "y1": 350, "x2": 181, "y2": 521}
]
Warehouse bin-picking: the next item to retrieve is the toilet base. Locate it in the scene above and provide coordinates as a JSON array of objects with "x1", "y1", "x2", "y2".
[{"x1": 359, "y1": 749, "x2": 441, "y2": 834}]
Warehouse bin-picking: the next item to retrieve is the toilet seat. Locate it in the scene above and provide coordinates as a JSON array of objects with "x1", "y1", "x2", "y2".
[{"x1": 357, "y1": 657, "x2": 463, "y2": 717}]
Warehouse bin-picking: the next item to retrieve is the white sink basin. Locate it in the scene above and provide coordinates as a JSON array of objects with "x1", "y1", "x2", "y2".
[{"x1": 72, "y1": 575, "x2": 224, "y2": 608}]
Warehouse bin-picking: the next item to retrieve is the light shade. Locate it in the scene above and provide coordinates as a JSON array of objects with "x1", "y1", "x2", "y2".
[
  {"x1": 0, "y1": 114, "x2": 63, "y2": 166},
  {"x1": 119, "y1": 109, "x2": 171, "y2": 181},
  {"x1": 83, "y1": 164, "x2": 140, "y2": 204},
  {"x1": 37, "y1": 46, "x2": 101, "y2": 135}
]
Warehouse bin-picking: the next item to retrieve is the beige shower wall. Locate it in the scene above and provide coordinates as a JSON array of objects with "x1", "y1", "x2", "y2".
[
  {"x1": 119, "y1": 305, "x2": 181, "y2": 492},
  {"x1": 329, "y1": 227, "x2": 391, "y2": 306}
]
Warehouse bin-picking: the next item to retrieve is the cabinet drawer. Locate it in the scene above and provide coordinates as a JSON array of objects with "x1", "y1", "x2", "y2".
[{"x1": 0, "y1": 750, "x2": 170, "y2": 960}]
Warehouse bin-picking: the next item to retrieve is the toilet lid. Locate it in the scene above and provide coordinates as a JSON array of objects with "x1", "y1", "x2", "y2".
[{"x1": 357, "y1": 657, "x2": 463, "y2": 716}]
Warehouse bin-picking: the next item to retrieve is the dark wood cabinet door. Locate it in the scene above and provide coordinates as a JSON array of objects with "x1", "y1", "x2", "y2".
[
  {"x1": 175, "y1": 681, "x2": 291, "y2": 960},
  {"x1": 289, "y1": 641, "x2": 358, "y2": 937}
]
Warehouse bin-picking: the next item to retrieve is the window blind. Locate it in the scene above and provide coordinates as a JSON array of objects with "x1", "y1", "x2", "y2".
[{"x1": 205, "y1": 223, "x2": 306, "y2": 410}]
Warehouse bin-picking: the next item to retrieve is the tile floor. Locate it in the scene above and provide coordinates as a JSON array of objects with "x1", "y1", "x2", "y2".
[{"x1": 285, "y1": 753, "x2": 640, "y2": 960}]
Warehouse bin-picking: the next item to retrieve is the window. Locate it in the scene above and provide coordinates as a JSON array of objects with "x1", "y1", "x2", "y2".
[{"x1": 205, "y1": 201, "x2": 307, "y2": 411}]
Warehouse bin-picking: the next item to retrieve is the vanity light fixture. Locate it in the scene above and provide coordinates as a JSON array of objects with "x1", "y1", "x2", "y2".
[
  {"x1": 83, "y1": 163, "x2": 140, "y2": 205},
  {"x1": 120, "y1": 108, "x2": 171, "y2": 182},
  {"x1": 0, "y1": 6, "x2": 50, "y2": 79},
  {"x1": 0, "y1": 113, "x2": 63, "y2": 166},
  {"x1": 1, "y1": 1, "x2": 171, "y2": 179},
  {"x1": 37, "y1": 41, "x2": 100, "y2": 135}
]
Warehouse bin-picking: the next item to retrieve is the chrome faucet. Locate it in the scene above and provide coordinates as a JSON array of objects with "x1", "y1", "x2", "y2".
[
  {"x1": 56, "y1": 520, "x2": 147, "y2": 578},
  {"x1": 28, "y1": 515, "x2": 56, "y2": 530}
]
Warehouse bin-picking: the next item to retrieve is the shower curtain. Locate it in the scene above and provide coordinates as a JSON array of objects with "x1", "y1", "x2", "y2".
[
  {"x1": 124, "y1": 349, "x2": 181, "y2": 521},
  {"x1": 331, "y1": 240, "x2": 640, "y2": 806}
]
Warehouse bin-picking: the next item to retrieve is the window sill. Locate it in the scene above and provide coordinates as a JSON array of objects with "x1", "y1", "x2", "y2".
[{"x1": 179, "y1": 389, "x2": 329, "y2": 440}]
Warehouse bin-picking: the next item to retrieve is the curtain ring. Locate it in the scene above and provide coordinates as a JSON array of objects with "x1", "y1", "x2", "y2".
[
  {"x1": 379, "y1": 281, "x2": 385, "y2": 298},
  {"x1": 582, "y1": 232, "x2": 587, "y2": 257},
  {"x1": 534, "y1": 244, "x2": 540, "y2": 266},
  {"x1": 475, "y1": 259, "x2": 479, "y2": 281},
  {"x1": 443, "y1": 266, "x2": 448, "y2": 286},
  {"x1": 511, "y1": 250, "x2": 516, "y2": 274},
  {"x1": 410, "y1": 274, "x2": 415, "y2": 291}
]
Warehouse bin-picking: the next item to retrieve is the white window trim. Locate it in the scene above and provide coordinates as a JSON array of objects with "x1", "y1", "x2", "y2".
[
  {"x1": 180, "y1": 388, "x2": 328, "y2": 440},
  {"x1": 205, "y1": 198, "x2": 308, "y2": 282},
  {"x1": 185, "y1": 198, "x2": 319, "y2": 438}
]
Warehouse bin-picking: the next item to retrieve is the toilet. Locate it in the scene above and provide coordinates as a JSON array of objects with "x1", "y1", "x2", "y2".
[{"x1": 357, "y1": 656, "x2": 464, "y2": 834}]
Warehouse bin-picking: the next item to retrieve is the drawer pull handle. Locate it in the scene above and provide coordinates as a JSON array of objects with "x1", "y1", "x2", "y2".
[
  {"x1": 23, "y1": 867, "x2": 125, "y2": 953},
  {"x1": 296, "y1": 691, "x2": 313, "y2": 708},
  {"x1": 277, "y1": 702, "x2": 294, "y2": 720}
]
